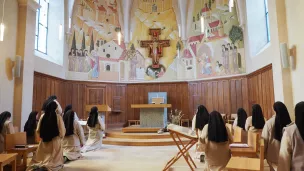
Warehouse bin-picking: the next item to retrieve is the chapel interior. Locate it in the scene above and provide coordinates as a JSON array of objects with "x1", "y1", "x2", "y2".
[{"x1": 0, "y1": 0, "x2": 303, "y2": 170}]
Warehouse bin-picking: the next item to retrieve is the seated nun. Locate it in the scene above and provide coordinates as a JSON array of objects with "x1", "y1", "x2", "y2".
[
  {"x1": 199, "y1": 111, "x2": 233, "y2": 171},
  {"x1": 262, "y1": 102, "x2": 292, "y2": 171},
  {"x1": 0, "y1": 111, "x2": 15, "y2": 153},
  {"x1": 64, "y1": 104, "x2": 80, "y2": 121},
  {"x1": 278, "y1": 102, "x2": 304, "y2": 171},
  {"x1": 233, "y1": 108, "x2": 247, "y2": 130},
  {"x1": 24, "y1": 111, "x2": 39, "y2": 144},
  {"x1": 81, "y1": 107, "x2": 105, "y2": 153},
  {"x1": 27, "y1": 100, "x2": 66, "y2": 171},
  {"x1": 191, "y1": 105, "x2": 209, "y2": 158},
  {"x1": 62, "y1": 110, "x2": 85, "y2": 163},
  {"x1": 245, "y1": 104, "x2": 266, "y2": 132}
]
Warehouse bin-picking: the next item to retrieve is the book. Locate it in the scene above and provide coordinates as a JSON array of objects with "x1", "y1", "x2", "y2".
[
  {"x1": 229, "y1": 143, "x2": 249, "y2": 148},
  {"x1": 14, "y1": 145, "x2": 27, "y2": 148}
]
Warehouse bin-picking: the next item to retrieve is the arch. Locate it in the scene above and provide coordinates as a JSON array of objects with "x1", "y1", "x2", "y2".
[{"x1": 106, "y1": 64, "x2": 111, "y2": 71}]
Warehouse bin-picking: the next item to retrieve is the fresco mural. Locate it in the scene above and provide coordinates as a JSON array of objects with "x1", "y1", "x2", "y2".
[{"x1": 186, "y1": 0, "x2": 245, "y2": 78}]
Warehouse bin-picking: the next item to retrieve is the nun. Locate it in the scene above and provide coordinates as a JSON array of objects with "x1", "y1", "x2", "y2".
[
  {"x1": 192, "y1": 105, "x2": 209, "y2": 136},
  {"x1": 24, "y1": 111, "x2": 39, "y2": 144},
  {"x1": 233, "y1": 108, "x2": 248, "y2": 130},
  {"x1": 81, "y1": 106, "x2": 105, "y2": 153},
  {"x1": 0, "y1": 111, "x2": 15, "y2": 153},
  {"x1": 199, "y1": 111, "x2": 233, "y2": 170},
  {"x1": 262, "y1": 102, "x2": 292, "y2": 171},
  {"x1": 27, "y1": 100, "x2": 66, "y2": 171},
  {"x1": 278, "y1": 102, "x2": 304, "y2": 171},
  {"x1": 62, "y1": 110, "x2": 85, "y2": 163},
  {"x1": 64, "y1": 104, "x2": 80, "y2": 121},
  {"x1": 245, "y1": 104, "x2": 266, "y2": 132}
]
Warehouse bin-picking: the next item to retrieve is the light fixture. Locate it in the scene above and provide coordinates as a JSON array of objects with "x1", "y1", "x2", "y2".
[
  {"x1": 130, "y1": 31, "x2": 133, "y2": 41},
  {"x1": 229, "y1": 0, "x2": 234, "y2": 12},
  {"x1": 200, "y1": 16, "x2": 204, "y2": 34},
  {"x1": 118, "y1": 31, "x2": 121, "y2": 45},
  {"x1": 178, "y1": 24, "x2": 181, "y2": 38},
  {"x1": 0, "y1": 0, "x2": 6, "y2": 41},
  {"x1": 69, "y1": 17, "x2": 71, "y2": 29},
  {"x1": 59, "y1": 24, "x2": 63, "y2": 40}
]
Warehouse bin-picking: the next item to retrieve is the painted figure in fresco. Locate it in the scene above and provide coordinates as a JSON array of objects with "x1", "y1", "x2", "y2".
[
  {"x1": 232, "y1": 44, "x2": 239, "y2": 73},
  {"x1": 222, "y1": 45, "x2": 229, "y2": 73},
  {"x1": 201, "y1": 53, "x2": 212, "y2": 75},
  {"x1": 87, "y1": 50, "x2": 99, "y2": 78},
  {"x1": 130, "y1": 57, "x2": 138, "y2": 80},
  {"x1": 215, "y1": 61, "x2": 224, "y2": 74},
  {"x1": 227, "y1": 43, "x2": 234, "y2": 73}
]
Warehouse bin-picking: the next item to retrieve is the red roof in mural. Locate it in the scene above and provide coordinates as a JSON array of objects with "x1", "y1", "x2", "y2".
[
  {"x1": 183, "y1": 49, "x2": 193, "y2": 59},
  {"x1": 208, "y1": 31, "x2": 225, "y2": 41},
  {"x1": 98, "y1": 5, "x2": 106, "y2": 12},
  {"x1": 202, "y1": 7, "x2": 210, "y2": 13},
  {"x1": 190, "y1": 44, "x2": 197, "y2": 56},
  {"x1": 209, "y1": 20, "x2": 220, "y2": 28},
  {"x1": 189, "y1": 34, "x2": 204, "y2": 43}
]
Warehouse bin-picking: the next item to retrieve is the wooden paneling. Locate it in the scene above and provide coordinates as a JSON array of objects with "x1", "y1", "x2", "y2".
[
  {"x1": 32, "y1": 64, "x2": 274, "y2": 127},
  {"x1": 247, "y1": 64, "x2": 274, "y2": 119}
]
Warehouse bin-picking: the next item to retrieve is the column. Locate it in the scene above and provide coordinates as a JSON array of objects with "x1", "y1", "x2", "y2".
[{"x1": 13, "y1": 0, "x2": 40, "y2": 129}]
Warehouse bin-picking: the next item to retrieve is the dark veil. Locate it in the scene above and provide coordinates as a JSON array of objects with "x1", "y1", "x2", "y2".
[
  {"x1": 195, "y1": 105, "x2": 209, "y2": 130},
  {"x1": 40, "y1": 101, "x2": 60, "y2": 142},
  {"x1": 87, "y1": 106, "x2": 98, "y2": 128},
  {"x1": 0, "y1": 111, "x2": 11, "y2": 133},
  {"x1": 208, "y1": 111, "x2": 228, "y2": 143},
  {"x1": 24, "y1": 111, "x2": 38, "y2": 137},
  {"x1": 295, "y1": 102, "x2": 304, "y2": 140},
  {"x1": 273, "y1": 102, "x2": 292, "y2": 141},
  {"x1": 64, "y1": 104, "x2": 72, "y2": 114},
  {"x1": 252, "y1": 104, "x2": 265, "y2": 129},
  {"x1": 63, "y1": 110, "x2": 75, "y2": 136},
  {"x1": 237, "y1": 108, "x2": 247, "y2": 130}
]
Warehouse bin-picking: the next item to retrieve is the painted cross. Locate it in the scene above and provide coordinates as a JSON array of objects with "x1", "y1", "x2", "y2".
[{"x1": 140, "y1": 28, "x2": 170, "y2": 68}]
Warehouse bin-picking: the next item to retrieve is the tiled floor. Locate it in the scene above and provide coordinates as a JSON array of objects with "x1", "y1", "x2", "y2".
[{"x1": 64, "y1": 145, "x2": 271, "y2": 171}]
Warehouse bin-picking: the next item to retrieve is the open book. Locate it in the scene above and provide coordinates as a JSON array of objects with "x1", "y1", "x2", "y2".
[{"x1": 229, "y1": 143, "x2": 249, "y2": 148}]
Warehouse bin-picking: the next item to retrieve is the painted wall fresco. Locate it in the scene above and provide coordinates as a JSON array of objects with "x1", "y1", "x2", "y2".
[
  {"x1": 186, "y1": 0, "x2": 245, "y2": 79},
  {"x1": 68, "y1": 0, "x2": 124, "y2": 81}
]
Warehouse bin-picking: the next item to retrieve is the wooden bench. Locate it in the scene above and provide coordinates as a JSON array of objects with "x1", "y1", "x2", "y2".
[
  {"x1": 5, "y1": 132, "x2": 38, "y2": 170},
  {"x1": 0, "y1": 153, "x2": 18, "y2": 171},
  {"x1": 230, "y1": 131, "x2": 259, "y2": 158},
  {"x1": 233, "y1": 126, "x2": 247, "y2": 143},
  {"x1": 226, "y1": 139, "x2": 265, "y2": 171},
  {"x1": 128, "y1": 120, "x2": 140, "y2": 126}
]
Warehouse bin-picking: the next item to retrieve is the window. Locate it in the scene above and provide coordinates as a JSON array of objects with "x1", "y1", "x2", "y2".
[
  {"x1": 152, "y1": 4, "x2": 157, "y2": 12},
  {"x1": 103, "y1": 49, "x2": 105, "y2": 52},
  {"x1": 246, "y1": 0, "x2": 270, "y2": 56},
  {"x1": 115, "y1": 47, "x2": 117, "y2": 50},
  {"x1": 35, "y1": 0, "x2": 49, "y2": 54},
  {"x1": 106, "y1": 65, "x2": 111, "y2": 71}
]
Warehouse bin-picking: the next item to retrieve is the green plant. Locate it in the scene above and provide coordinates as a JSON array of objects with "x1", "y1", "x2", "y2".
[{"x1": 229, "y1": 25, "x2": 243, "y2": 44}]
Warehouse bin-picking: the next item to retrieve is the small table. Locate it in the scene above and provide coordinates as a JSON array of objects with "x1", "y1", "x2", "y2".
[
  {"x1": 0, "y1": 153, "x2": 18, "y2": 171},
  {"x1": 7, "y1": 145, "x2": 38, "y2": 170}
]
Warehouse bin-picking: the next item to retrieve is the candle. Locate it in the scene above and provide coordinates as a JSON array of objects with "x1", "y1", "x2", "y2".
[{"x1": 178, "y1": 24, "x2": 181, "y2": 38}]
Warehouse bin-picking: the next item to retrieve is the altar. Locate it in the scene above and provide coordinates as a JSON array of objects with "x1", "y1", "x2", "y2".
[{"x1": 131, "y1": 104, "x2": 172, "y2": 128}]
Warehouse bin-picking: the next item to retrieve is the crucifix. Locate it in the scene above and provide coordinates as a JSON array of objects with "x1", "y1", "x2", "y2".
[{"x1": 140, "y1": 28, "x2": 170, "y2": 68}]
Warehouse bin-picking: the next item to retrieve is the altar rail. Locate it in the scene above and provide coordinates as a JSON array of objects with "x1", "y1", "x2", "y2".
[{"x1": 32, "y1": 64, "x2": 274, "y2": 128}]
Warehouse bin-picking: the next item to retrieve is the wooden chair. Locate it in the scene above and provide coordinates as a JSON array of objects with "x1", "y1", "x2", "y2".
[
  {"x1": 226, "y1": 139, "x2": 265, "y2": 171},
  {"x1": 233, "y1": 126, "x2": 247, "y2": 143},
  {"x1": 230, "y1": 131, "x2": 259, "y2": 158},
  {"x1": 0, "y1": 153, "x2": 18, "y2": 171}
]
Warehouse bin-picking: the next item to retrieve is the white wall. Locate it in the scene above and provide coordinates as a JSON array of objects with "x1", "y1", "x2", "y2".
[
  {"x1": 34, "y1": 0, "x2": 66, "y2": 79},
  {"x1": 0, "y1": 0, "x2": 18, "y2": 114},
  {"x1": 245, "y1": 0, "x2": 285, "y2": 102},
  {"x1": 285, "y1": 0, "x2": 304, "y2": 105}
]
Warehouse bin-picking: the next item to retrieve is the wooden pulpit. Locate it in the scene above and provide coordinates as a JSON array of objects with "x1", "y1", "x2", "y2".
[{"x1": 85, "y1": 104, "x2": 111, "y2": 130}]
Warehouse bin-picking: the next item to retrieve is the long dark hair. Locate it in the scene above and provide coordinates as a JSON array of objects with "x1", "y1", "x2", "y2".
[
  {"x1": 24, "y1": 111, "x2": 38, "y2": 136},
  {"x1": 87, "y1": 107, "x2": 98, "y2": 128},
  {"x1": 252, "y1": 104, "x2": 265, "y2": 129},
  {"x1": 0, "y1": 111, "x2": 11, "y2": 133},
  {"x1": 63, "y1": 110, "x2": 75, "y2": 136},
  {"x1": 295, "y1": 102, "x2": 304, "y2": 141},
  {"x1": 195, "y1": 105, "x2": 209, "y2": 130},
  {"x1": 208, "y1": 111, "x2": 228, "y2": 143},
  {"x1": 40, "y1": 101, "x2": 60, "y2": 142},
  {"x1": 237, "y1": 108, "x2": 247, "y2": 130},
  {"x1": 64, "y1": 104, "x2": 72, "y2": 114},
  {"x1": 273, "y1": 102, "x2": 292, "y2": 141},
  {"x1": 41, "y1": 95, "x2": 57, "y2": 111}
]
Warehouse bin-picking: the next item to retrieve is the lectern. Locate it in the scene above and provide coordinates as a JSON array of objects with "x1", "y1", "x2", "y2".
[{"x1": 85, "y1": 104, "x2": 111, "y2": 129}]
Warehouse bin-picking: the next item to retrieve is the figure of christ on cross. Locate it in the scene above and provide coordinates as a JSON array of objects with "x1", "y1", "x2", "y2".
[{"x1": 140, "y1": 28, "x2": 170, "y2": 68}]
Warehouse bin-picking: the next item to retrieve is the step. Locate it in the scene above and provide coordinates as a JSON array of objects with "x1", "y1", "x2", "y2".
[
  {"x1": 106, "y1": 132, "x2": 171, "y2": 139},
  {"x1": 103, "y1": 137, "x2": 190, "y2": 146}
]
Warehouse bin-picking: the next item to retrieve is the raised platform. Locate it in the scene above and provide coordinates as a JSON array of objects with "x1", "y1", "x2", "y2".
[
  {"x1": 122, "y1": 125, "x2": 160, "y2": 133},
  {"x1": 104, "y1": 127, "x2": 190, "y2": 146}
]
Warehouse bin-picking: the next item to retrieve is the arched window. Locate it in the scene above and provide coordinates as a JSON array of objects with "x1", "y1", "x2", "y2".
[
  {"x1": 152, "y1": 4, "x2": 157, "y2": 12},
  {"x1": 106, "y1": 64, "x2": 111, "y2": 71},
  {"x1": 35, "y1": 0, "x2": 49, "y2": 54}
]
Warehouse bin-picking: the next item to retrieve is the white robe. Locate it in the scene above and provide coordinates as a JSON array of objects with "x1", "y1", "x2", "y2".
[{"x1": 81, "y1": 116, "x2": 105, "y2": 153}]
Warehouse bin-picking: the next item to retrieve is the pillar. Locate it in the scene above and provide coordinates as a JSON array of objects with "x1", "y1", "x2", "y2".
[{"x1": 13, "y1": 0, "x2": 40, "y2": 129}]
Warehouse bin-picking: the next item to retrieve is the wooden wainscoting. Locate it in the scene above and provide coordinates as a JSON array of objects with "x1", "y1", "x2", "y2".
[{"x1": 32, "y1": 64, "x2": 274, "y2": 127}]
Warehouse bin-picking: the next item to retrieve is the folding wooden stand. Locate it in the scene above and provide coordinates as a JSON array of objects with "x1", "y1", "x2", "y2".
[{"x1": 163, "y1": 126, "x2": 198, "y2": 171}]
